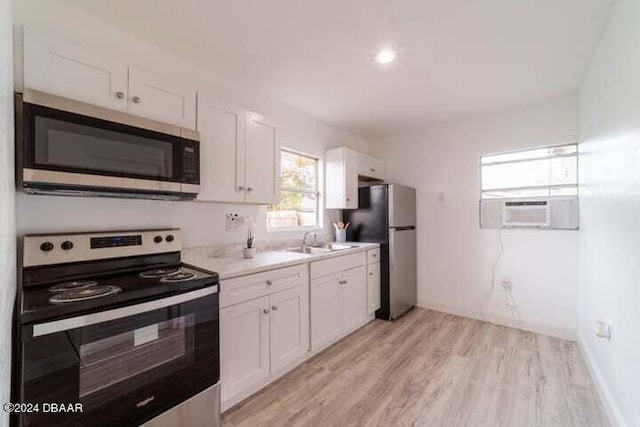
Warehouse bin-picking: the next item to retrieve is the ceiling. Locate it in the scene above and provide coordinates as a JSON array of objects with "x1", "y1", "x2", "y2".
[{"x1": 58, "y1": 0, "x2": 613, "y2": 138}]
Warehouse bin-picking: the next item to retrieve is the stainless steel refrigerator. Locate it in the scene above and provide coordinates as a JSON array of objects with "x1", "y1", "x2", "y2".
[{"x1": 343, "y1": 184, "x2": 417, "y2": 320}]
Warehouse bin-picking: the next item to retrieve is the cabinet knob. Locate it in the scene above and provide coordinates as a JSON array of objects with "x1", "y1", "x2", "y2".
[
  {"x1": 266, "y1": 280, "x2": 273, "y2": 286},
  {"x1": 370, "y1": 168, "x2": 376, "y2": 172},
  {"x1": 369, "y1": 272, "x2": 374, "y2": 276},
  {"x1": 263, "y1": 309, "x2": 270, "y2": 314},
  {"x1": 115, "y1": 91, "x2": 125, "y2": 99},
  {"x1": 271, "y1": 305, "x2": 278, "y2": 311},
  {"x1": 247, "y1": 187, "x2": 254, "y2": 192},
  {"x1": 346, "y1": 197, "x2": 351, "y2": 202},
  {"x1": 238, "y1": 186, "x2": 244, "y2": 192},
  {"x1": 131, "y1": 96, "x2": 141, "y2": 104},
  {"x1": 372, "y1": 254, "x2": 377, "y2": 258}
]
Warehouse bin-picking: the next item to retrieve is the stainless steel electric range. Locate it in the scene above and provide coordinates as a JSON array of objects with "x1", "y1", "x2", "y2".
[{"x1": 13, "y1": 229, "x2": 220, "y2": 427}]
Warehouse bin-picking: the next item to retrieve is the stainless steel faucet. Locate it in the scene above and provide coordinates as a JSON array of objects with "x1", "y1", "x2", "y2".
[{"x1": 302, "y1": 231, "x2": 317, "y2": 248}]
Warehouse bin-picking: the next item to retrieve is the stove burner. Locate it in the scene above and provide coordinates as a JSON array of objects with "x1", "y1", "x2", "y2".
[
  {"x1": 49, "y1": 285, "x2": 121, "y2": 304},
  {"x1": 48, "y1": 280, "x2": 99, "y2": 292},
  {"x1": 160, "y1": 271, "x2": 197, "y2": 283},
  {"x1": 138, "y1": 267, "x2": 181, "y2": 279}
]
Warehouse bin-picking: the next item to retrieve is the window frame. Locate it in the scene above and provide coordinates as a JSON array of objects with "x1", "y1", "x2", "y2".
[
  {"x1": 479, "y1": 142, "x2": 579, "y2": 200},
  {"x1": 267, "y1": 148, "x2": 322, "y2": 232}
]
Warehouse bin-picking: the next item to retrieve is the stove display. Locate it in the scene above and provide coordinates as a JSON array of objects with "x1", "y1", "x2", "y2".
[{"x1": 49, "y1": 285, "x2": 121, "y2": 304}]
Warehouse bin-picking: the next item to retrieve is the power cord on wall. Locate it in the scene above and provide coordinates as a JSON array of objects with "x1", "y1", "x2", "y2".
[
  {"x1": 480, "y1": 229, "x2": 504, "y2": 322},
  {"x1": 480, "y1": 228, "x2": 522, "y2": 327}
]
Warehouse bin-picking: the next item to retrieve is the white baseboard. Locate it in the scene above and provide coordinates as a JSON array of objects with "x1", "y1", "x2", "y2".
[
  {"x1": 417, "y1": 297, "x2": 577, "y2": 341},
  {"x1": 578, "y1": 336, "x2": 628, "y2": 427}
]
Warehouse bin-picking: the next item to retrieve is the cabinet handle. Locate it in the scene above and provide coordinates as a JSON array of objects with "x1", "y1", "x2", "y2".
[
  {"x1": 247, "y1": 187, "x2": 254, "y2": 192},
  {"x1": 343, "y1": 280, "x2": 348, "y2": 284},
  {"x1": 266, "y1": 280, "x2": 273, "y2": 286},
  {"x1": 115, "y1": 91, "x2": 125, "y2": 100},
  {"x1": 271, "y1": 305, "x2": 278, "y2": 311},
  {"x1": 131, "y1": 96, "x2": 141, "y2": 104},
  {"x1": 263, "y1": 309, "x2": 270, "y2": 314},
  {"x1": 237, "y1": 186, "x2": 244, "y2": 192},
  {"x1": 370, "y1": 168, "x2": 376, "y2": 172}
]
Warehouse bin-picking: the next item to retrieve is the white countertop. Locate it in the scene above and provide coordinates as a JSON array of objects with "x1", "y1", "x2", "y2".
[{"x1": 182, "y1": 242, "x2": 379, "y2": 280}]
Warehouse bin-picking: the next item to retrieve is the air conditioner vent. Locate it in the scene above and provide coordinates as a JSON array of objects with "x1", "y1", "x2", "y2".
[{"x1": 480, "y1": 197, "x2": 578, "y2": 230}]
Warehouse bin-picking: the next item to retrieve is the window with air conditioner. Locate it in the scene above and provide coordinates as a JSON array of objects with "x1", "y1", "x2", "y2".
[{"x1": 479, "y1": 143, "x2": 578, "y2": 229}]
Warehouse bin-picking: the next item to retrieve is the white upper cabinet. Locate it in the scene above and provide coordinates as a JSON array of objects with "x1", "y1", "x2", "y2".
[
  {"x1": 244, "y1": 113, "x2": 280, "y2": 204},
  {"x1": 23, "y1": 31, "x2": 128, "y2": 112},
  {"x1": 127, "y1": 67, "x2": 196, "y2": 128},
  {"x1": 325, "y1": 147, "x2": 384, "y2": 209},
  {"x1": 197, "y1": 96, "x2": 246, "y2": 203},
  {"x1": 196, "y1": 100, "x2": 280, "y2": 205},
  {"x1": 22, "y1": 31, "x2": 196, "y2": 129}
]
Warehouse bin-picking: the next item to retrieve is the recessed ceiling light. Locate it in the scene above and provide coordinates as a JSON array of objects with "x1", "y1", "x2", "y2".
[{"x1": 376, "y1": 48, "x2": 396, "y2": 64}]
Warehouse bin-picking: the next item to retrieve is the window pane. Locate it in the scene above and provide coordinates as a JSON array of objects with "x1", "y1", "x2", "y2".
[
  {"x1": 482, "y1": 156, "x2": 577, "y2": 190},
  {"x1": 281, "y1": 151, "x2": 316, "y2": 191},
  {"x1": 482, "y1": 185, "x2": 578, "y2": 199},
  {"x1": 267, "y1": 191, "x2": 318, "y2": 229},
  {"x1": 481, "y1": 144, "x2": 576, "y2": 164}
]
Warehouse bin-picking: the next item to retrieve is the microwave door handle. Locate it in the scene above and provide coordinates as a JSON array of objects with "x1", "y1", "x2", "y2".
[{"x1": 32, "y1": 285, "x2": 218, "y2": 337}]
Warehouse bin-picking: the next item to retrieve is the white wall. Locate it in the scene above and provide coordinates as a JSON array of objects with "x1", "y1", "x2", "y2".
[
  {"x1": 370, "y1": 96, "x2": 579, "y2": 339},
  {"x1": 578, "y1": 0, "x2": 640, "y2": 425},
  {"x1": 13, "y1": 0, "x2": 369, "y2": 247},
  {"x1": 0, "y1": 0, "x2": 15, "y2": 425}
]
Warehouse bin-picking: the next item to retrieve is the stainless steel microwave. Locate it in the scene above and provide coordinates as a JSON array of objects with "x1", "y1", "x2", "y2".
[{"x1": 15, "y1": 90, "x2": 200, "y2": 200}]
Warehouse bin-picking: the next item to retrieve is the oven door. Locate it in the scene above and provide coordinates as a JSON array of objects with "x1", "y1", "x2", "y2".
[
  {"x1": 18, "y1": 287, "x2": 219, "y2": 427},
  {"x1": 20, "y1": 94, "x2": 187, "y2": 195}
]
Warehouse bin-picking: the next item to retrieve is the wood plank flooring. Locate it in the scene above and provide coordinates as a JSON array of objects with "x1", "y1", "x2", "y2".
[{"x1": 222, "y1": 308, "x2": 608, "y2": 427}]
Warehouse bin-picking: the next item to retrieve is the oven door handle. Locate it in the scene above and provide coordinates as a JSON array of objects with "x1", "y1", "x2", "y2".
[{"x1": 32, "y1": 285, "x2": 218, "y2": 337}]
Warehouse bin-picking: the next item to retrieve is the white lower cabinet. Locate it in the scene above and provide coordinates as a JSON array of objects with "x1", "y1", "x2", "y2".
[
  {"x1": 340, "y1": 266, "x2": 368, "y2": 333},
  {"x1": 367, "y1": 261, "x2": 381, "y2": 313},
  {"x1": 220, "y1": 266, "x2": 309, "y2": 407},
  {"x1": 310, "y1": 273, "x2": 343, "y2": 350},
  {"x1": 220, "y1": 296, "x2": 270, "y2": 403},
  {"x1": 269, "y1": 286, "x2": 310, "y2": 372},
  {"x1": 310, "y1": 253, "x2": 369, "y2": 351}
]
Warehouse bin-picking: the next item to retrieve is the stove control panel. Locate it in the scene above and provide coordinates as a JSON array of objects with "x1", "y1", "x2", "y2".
[{"x1": 23, "y1": 229, "x2": 183, "y2": 267}]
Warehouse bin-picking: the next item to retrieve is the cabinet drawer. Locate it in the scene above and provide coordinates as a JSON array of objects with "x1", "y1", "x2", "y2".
[
  {"x1": 310, "y1": 252, "x2": 366, "y2": 279},
  {"x1": 367, "y1": 248, "x2": 381, "y2": 264},
  {"x1": 221, "y1": 264, "x2": 308, "y2": 308}
]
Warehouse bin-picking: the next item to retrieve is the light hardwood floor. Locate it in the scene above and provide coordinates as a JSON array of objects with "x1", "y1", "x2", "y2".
[{"x1": 222, "y1": 308, "x2": 608, "y2": 427}]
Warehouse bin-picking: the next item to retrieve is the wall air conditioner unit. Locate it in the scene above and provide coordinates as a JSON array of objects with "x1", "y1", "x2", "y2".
[
  {"x1": 480, "y1": 197, "x2": 578, "y2": 230},
  {"x1": 503, "y1": 200, "x2": 549, "y2": 227}
]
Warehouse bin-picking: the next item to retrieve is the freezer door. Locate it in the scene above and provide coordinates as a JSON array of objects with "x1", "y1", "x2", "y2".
[
  {"x1": 388, "y1": 184, "x2": 416, "y2": 227},
  {"x1": 389, "y1": 227, "x2": 417, "y2": 318}
]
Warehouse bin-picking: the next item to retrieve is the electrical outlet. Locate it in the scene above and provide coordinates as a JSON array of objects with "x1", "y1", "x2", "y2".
[
  {"x1": 595, "y1": 321, "x2": 611, "y2": 340},
  {"x1": 226, "y1": 214, "x2": 245, "y2": 233}
]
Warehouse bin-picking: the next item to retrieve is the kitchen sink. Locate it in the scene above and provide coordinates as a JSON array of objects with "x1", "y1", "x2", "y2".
[{"x1": 286, "y1": 243, "x2": 357, "y2": 254}]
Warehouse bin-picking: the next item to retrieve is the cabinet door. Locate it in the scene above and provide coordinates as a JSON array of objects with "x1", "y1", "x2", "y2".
[
  {"x1": 367, "y1": 262, "x2": 381, "y2": 314},
  {"x1": 269, "y1": 286, "x2": 309, "y2": 372},
  {"x1": 310, "y1": 273, "x2": 342, "y2": 351},
  {"x1": 341, "y1": 266, "x2": 367, "y2": 333},
  {"x1": 23, "y1": 31, "x2": 128, "y2": 112},
  {"x1": 127, "y1": 66, "x2": 196, "y2": 128},
  {"x1": 220, "y1": 297, "x2": 270, "y2": 403},
  {"x1": 343, "y1": 149, "x2": 359, "y2": 209},
  {"x1": 196, "y1": 95, "x2": 246, "y2": 203},
  {"x1": 244, "y1": 112, "x2": 280, "y2": 204}
]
